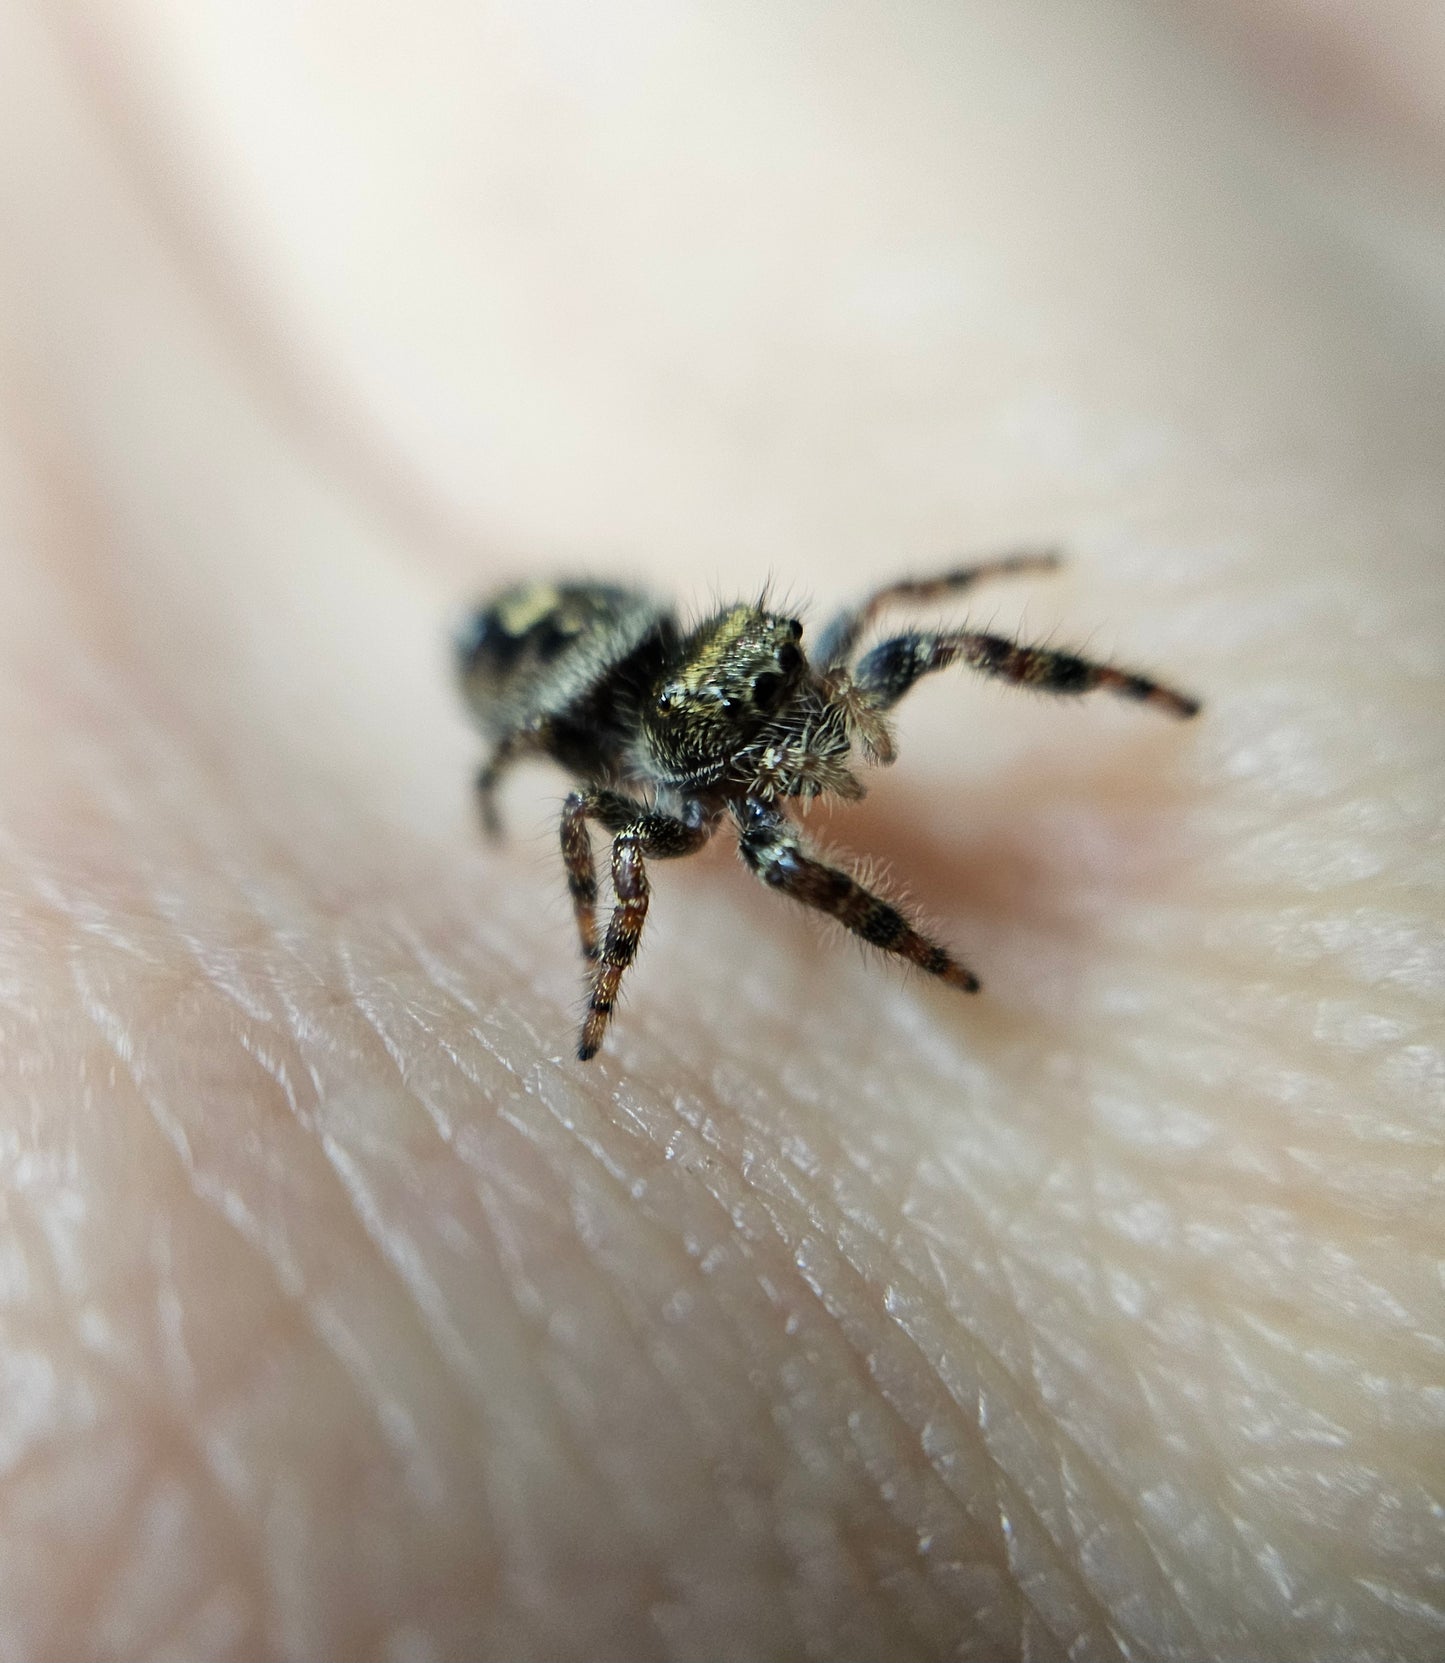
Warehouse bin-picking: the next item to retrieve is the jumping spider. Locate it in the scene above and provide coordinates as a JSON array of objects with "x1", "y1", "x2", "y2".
[{"x1": 456, "y1": 554, "x2": 1200, "y2": 1060}]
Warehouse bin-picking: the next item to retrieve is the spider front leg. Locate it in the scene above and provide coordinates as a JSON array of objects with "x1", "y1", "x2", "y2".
[
  {"x1": 853, "y1": 629, "x2": 1202, "y2": 719},
  {"x1": 815, "y1": 549, "x2": 1062, "y2": 668},
  {"x1": 734, "y1": 802, "x2": 980, "y2": 994},
  {"x1": 567, "y1": 794, "x2": 714, "y2": 1060}
]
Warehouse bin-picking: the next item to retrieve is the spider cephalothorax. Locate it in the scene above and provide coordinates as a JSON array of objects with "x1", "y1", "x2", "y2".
[
  {"x1": 637, "y1": 605, "x2": 808, "y2": 790},
  {"x1": 456, "y1": 555, "x2": 1200, "y2": 1059}
]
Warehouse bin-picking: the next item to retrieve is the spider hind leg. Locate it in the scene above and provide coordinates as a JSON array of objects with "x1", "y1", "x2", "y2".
[{"x1": 815, "y1": 549, "x2": 1062, "y2": 668}]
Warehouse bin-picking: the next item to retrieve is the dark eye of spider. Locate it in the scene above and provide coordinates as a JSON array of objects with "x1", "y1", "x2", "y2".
[
  {"x1": 751, "y1": 671, "x2": 784, "y2": 707},
  {"x1": 752, "y1": 643, "x2": 803, "y2": 708}
]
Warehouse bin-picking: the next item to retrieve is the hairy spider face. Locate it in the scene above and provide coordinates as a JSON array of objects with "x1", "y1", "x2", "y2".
[{"x1": 638, "y1": 606, "x2": 807, "y2": 788}]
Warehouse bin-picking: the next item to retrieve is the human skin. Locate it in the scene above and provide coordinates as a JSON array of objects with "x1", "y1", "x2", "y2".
[{"x1": 0, "y1": 1, "x2": 1442, "y2": 1658}]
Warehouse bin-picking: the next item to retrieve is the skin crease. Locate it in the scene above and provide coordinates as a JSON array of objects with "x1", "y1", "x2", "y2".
[{"x1": 0, "y1": 0, "x2": 1442, "y2": 1658}]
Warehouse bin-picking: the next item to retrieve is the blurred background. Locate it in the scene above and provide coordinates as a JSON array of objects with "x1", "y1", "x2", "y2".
[
  {"x1": 3, "y1": 0, "x2": 1441, "y2": 848},
  {"x1": 4, "y1": 2, "x2": 1442, "y2": 584}
]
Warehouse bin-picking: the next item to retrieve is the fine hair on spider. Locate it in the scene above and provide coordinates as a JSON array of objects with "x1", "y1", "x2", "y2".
[{"x1": 455, "y1": 553, "x2": 1201, "y2": 1060}]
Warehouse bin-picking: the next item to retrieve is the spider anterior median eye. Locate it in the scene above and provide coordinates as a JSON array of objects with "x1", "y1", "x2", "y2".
[{"x1": 752, "y1": 671, "x2": 784, "y2": 706}]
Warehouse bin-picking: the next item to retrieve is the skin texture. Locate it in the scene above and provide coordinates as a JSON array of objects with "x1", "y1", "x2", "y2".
[{"x1": 1, "y1": 1, "x2": 1442, "y2": 1658}]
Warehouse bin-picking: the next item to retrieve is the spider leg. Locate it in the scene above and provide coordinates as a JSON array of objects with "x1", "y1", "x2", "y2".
[
  {"x1": 560, "y1": 788, "x2": 702, "y2": 962},
  {"x1": 571, "y1": 794, "x2": 715, "y2": 1060},
  {"x1": 475, "y1": 732, "x2": 532, "y2": 841},
  {"x1": 814, "y1": 549, "x2": 1061, "y2": 668},
  {"x1": 734, "y1": 802, "x2": 979, "y2": 993},
  {"x1": 853, "y1": 629, "x2": 1201, "y2": 719},
  {"x1": 475, "y1": 757, "x2": 508, "y2": 841},
  {"x1": 559, "y1": 793, "x2": 602, "y2": 960}
]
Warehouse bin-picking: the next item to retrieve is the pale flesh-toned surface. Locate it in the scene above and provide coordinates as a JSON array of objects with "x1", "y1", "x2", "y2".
[{"x1": 0, "y1": 1, "x2": 1442, "y2": 1658}]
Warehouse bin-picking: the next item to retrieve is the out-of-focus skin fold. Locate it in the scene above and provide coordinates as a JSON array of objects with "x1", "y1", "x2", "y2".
[{"x1": 0, "y1": 1, "x2": 1441, "y2": 1657}]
